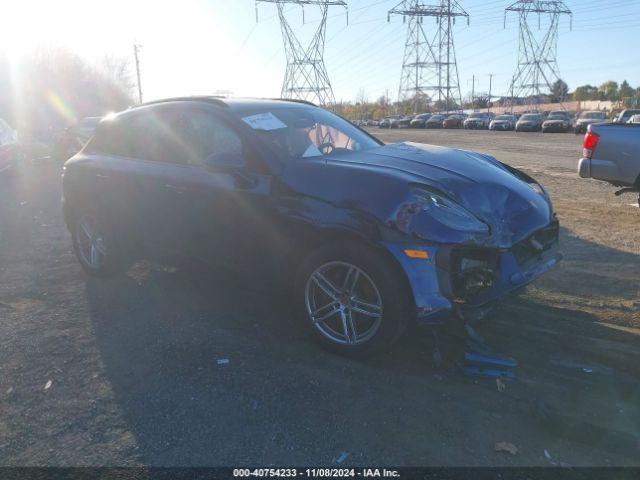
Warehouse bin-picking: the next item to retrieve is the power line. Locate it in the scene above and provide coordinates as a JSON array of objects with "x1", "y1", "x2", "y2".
[
  {"x1": 389, "y1": 0, "x2": 469, "y2": 113},
  {"x1": 255, "y1": 0, "x2": 348, "y2": 107},
  {"x1": 505, "y1": 0, "x2": 572, "y2": 107}
]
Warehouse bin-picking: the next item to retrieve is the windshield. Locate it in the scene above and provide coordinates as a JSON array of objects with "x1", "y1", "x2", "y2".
[
  {"x1": 495, "y1": 116, "x2": 513, "y2": 121},
  {"x1": 469, "y1": 113, "x2": 487, "y2": 119},
  {"x1": 521, "y1": 115, "x2": 540, "y2": 121},
  {"x1": 429, "y1": 115, "x2": 444, "y2": 121},
  {"x1": 547, "y1": 115, "x2": 566, "y2": 120},
  {"x1": 622, "y1": 110, "x2": 640, "y2": 119},
  {"x1": 580, "y1": 111, "x2": 605, "y2": 119},
  {"x1": 235, "y1": 106, "x2": 380, "y2": 161}
]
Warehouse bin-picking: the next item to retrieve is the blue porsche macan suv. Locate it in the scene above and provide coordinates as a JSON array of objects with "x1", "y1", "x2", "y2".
[{"x1": 62, "y1": 97, "x2": 560, "y2": 354}]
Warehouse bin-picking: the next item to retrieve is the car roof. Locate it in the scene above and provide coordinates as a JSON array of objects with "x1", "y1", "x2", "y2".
[{"x1": 135, "y1": 96, "x2": 318, "y2": 111}]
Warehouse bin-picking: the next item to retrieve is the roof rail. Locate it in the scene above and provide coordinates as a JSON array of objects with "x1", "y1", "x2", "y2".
[
  {"x1": 270, "y1": 98, "x2": 317, "y2": 107},
  {"x1": 131, "y1": 96, "x2": 229, "y2": 109}
]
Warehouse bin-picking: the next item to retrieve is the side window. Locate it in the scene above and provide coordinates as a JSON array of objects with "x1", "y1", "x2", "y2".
[
  {"x1": 87, "y1": 110, "x2": 183, "y2": 163},
  {"x1": 87, "y1": 120, "x2": 127, "y2": 156},
  {"x1": 179, "y1": 110, "x2": 244, "y2": 167},
  {"x1": 88, "y1": 108, "x2": 266, "y2": 172}
]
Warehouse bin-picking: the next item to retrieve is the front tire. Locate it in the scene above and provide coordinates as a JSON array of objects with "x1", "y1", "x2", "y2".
[
  {"x1": 296, "y1": 241, "x2": 412, "y2": 355},
  {"x1": 71, "y1": 212, "x2": 125, "y2": 277}
]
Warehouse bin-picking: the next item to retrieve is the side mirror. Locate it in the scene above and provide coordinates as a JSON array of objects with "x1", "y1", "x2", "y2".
[
  {"x1": 204, "y1": 152, "x2": 245, "y2": 171},
  {"x1": 204, "y1": 151, "x2": 257, "y2": 188}
]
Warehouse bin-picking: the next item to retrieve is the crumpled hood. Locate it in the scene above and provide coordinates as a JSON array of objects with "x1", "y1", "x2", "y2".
[{"x1": 331, "y1": 142, "x2": 552, "y2": 246}]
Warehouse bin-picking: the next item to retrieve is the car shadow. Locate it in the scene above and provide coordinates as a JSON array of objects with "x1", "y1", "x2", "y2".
[{"x1": 84, "y1": 227, "x2": 640, "y2": 465}]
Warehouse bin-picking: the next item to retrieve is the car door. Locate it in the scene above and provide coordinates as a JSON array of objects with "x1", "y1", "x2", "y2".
[
  {"x1": 157, "y1": 105, "x2": 277, "y2": 271},
  {"x1": 78, "y1": 115, "x2": 146, "y2": 247},
  {"x1": 89, "y1": 108, "x2": 197, "y2": 255}
]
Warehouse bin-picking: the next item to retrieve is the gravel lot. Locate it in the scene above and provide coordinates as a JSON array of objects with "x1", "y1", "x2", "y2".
[{"x1": 0, "y1": 129, "x2": 638, "y2": 467}]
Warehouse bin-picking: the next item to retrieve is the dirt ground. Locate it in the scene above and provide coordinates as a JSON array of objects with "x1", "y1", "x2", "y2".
[{"x1": 0, "y1": 129, "x2": 638, "y2": 467}]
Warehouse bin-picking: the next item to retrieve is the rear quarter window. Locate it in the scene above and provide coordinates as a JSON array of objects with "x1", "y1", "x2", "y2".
[{"x1": 86, "y1": 110, "x2": 184, "y2": 163}]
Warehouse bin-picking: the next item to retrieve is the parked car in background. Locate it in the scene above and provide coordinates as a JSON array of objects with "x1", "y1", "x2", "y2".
[
  {"x1": 425, "y1": 114, "x2": 445, "y2": 129},
  {"x1": 366, "y1": 119, "x2": 379, "y2": 127},
  {"x1": 397, "y1": 116, "x2": 412, "y2": 128},
  {"x1": 516, "y1": 113, "x2": 544, "y2": 132},
  {"x1": 0, "y1": 118, "x2": 20, "y2": 175},
  {"x1": 379, "y1": 117, "x2": 391, "y2": 129},
  {"x1": 613, "y1": 109, "x2": 640, "y2": 124},
  {"x1": 549, "y1": 110, "x2": 571, "y2": 119},
  {"x1": 410, "y1": 113, "x2": 431, "y2": 128},
  {"x1": 574, "y1": 111, "x2": 606, "y2": 134},
  {"x1": 542, "y1": 113, "x2": 572, "y2": 133},
  {"x1": 464, "y1": 112, "x2": 492, "y2": 130},
  {"x1": 62, "y1": 96, "x2": 560, "y2": 353},
  {"x1": 578, "y1": 122, "x2": 640, "y2": 208},
  {"x1": 56, "y1": 116, "x2": 103, "y2": 159},
  {"x1": 628, "y1": 115, "x2": 640, "y2": 124},
  {"x1": 379, "y1": 116, "x2": 401, "y2": 129},
  {"x1": 443, "y1": 114, "x2": 464, "y2": 129},
  {"x1": 489, "y1": 115, "x2": 516, "y2": 131}
]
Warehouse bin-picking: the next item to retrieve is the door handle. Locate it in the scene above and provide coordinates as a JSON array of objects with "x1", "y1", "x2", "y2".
[
  {"x1": 95, "y1": 173, "x2": 111, "y2": 179},
  {"x1": 164, "y1": 184, "x2": 187, "y2": 193}
]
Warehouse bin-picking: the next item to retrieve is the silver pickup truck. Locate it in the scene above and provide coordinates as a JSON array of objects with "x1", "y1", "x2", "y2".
[{"x1": 578, "y1": 123, "x2": 640, "y2": 206}]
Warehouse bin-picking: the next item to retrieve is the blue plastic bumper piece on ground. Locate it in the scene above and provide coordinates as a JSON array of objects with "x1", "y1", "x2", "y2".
[
  {"x1": 464, "y1": 352, "x2": 518, "y2": 369},
  {"x1": 462, "y1": 366, "x2": 516, "y2": 379},
  {"x1": 462, "y1": 349, "x2": 518, "y2": 379}
]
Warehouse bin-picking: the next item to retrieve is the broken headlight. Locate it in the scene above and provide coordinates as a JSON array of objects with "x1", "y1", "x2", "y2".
[{"x1": 411, "y1": 189, "x2": 489, "y2": 234}]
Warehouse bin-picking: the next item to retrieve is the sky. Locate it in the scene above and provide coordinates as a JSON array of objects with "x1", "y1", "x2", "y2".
[{"x1": 1, "y1": 0, "x2": 639, "y2": 104}]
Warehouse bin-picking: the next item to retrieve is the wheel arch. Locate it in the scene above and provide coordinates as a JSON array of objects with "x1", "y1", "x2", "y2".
[{"x1": 288, "y1": 225, "x2": 417, "y2": 319}]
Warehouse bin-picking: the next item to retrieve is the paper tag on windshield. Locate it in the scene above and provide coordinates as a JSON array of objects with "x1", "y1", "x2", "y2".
[{"x1": 242, "y1": 112, "x2": 287, "y2": 131}]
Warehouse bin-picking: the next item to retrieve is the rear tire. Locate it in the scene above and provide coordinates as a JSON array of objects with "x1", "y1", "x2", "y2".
[{"x1": 295, "y1": 241, "x2": 412, "y2": 356}]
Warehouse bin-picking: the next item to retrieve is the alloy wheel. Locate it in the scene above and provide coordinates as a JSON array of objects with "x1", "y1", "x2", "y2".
[
  {"x1": 305, "y1": 261, "x2": 383, "y2": 346},
  {"x1": 75, "y1": 215, "x2": 108, "y2": 269}
]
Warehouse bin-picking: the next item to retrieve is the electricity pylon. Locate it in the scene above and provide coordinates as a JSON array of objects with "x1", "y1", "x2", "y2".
[
  {"x1": 389, "y1": 0, "x2": 468, "y2": 113},
  {"x1": 505, "y1": 0, "x2": 572, "y2": 107},
  {"x1": 255, "y1": 0, "x2": 347, "y2": 107}
]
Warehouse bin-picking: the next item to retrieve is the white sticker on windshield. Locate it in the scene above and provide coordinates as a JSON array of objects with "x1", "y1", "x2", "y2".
[{"x1": 242, "y1": 112, "x2": 287, "y2": 131}]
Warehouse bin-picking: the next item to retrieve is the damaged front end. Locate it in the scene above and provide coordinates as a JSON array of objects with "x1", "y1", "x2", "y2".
[
  {"x1": 438, "y1": 218, "x2": 561, "y2": 321},
  {"x1": 385, "y1": 218, "x2": 561, "y2": 325},
  {"x1": 382, "y1": 165, "x2": 561, "y2": 325}
]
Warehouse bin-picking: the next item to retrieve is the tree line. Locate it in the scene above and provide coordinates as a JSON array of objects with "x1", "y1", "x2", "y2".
[
  {"x1": 0, "y1": 48, "x2": 134, "y2": 139},
  {"x1": 336, "y1": 79, "x2": 640, "y2": 120}
]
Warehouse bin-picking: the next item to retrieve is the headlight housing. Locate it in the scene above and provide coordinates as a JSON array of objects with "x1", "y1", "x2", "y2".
[
  {"x1": 411, "y1": 189, "x2": 489, "y2": 234},
  {"x1": 528, "y1": 181, "x2": 548, "y2": 198}
]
